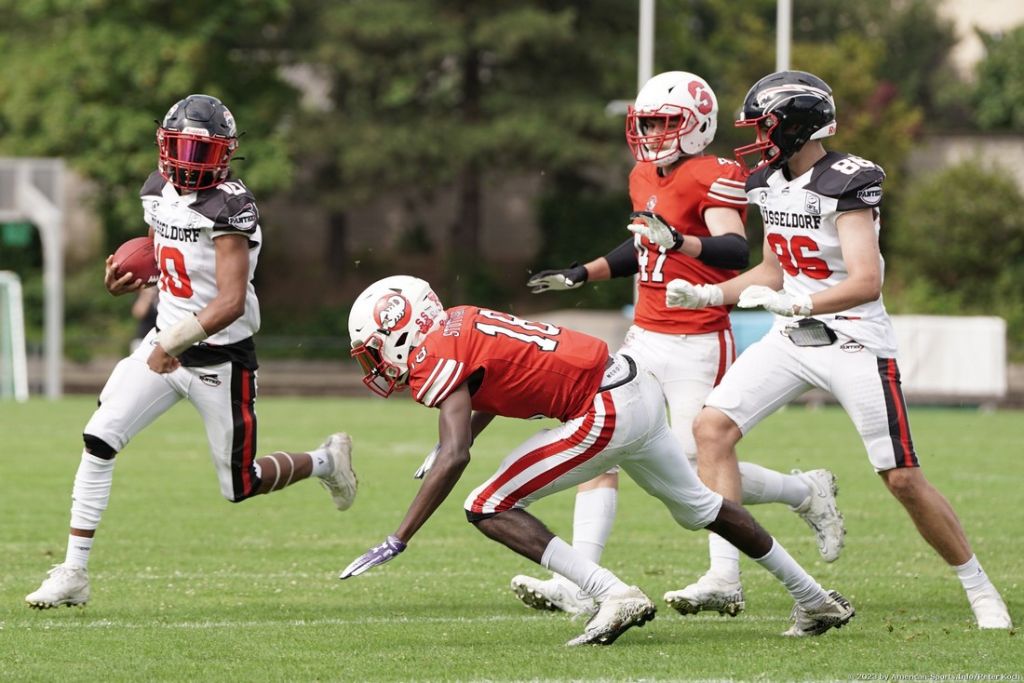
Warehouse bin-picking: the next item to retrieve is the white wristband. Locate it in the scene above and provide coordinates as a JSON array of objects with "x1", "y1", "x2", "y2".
[{"x1": 157, "y1": 314, "x2": 208, "y2": 357}]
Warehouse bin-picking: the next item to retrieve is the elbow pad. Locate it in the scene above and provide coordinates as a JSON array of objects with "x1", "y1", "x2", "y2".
[
  {"x1": 696, "y1": 233, "x2": 749, "y2": 270},
  {"x1": 604, "y1": 238, "x2": 639, "y2": 278}
]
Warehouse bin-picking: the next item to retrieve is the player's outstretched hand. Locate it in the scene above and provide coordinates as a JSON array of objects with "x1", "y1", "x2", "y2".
[
  {"x1": 526, "y1": 263, "x2": 588, "y2": 293},
  {"x1": 627, "y1": 211, "x2": 682, "y2": 250},
  {"x1": 665, "y1": 279, "x2": 724, "y2": 309},
  {"x1": 339, "y1": 535, "x2": 407, "y2": 579},
  {"x1": 104, "y1": 255, "x2": 146, "y2": 296},
  {"x1": 413, "y1": 444, "x2": 440, "y2": 479},
  {"x1": 737, "y1": 285, "x2": 812, "y2": 316}
]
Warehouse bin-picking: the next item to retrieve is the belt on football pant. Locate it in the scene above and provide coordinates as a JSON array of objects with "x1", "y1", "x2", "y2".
[{"x1": 598, "y1": 354, "x2": 637, "y2": 393}]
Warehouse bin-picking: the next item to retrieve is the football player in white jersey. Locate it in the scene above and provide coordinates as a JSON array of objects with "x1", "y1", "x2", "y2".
[
  {"x1": 503, "y1": 71, "x2": 844, "y2": 620},
  {"x1": 665, "y1": 70, "x2": 1012, "y2": 629},
  {"x1": 26, "y1": 94, "x2": 358, "y2": 609}
]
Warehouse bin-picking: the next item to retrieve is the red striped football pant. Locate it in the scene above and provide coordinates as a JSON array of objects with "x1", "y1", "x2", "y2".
[{"x1": 465, "y1": 361, "x2": 723, "y2": 529}]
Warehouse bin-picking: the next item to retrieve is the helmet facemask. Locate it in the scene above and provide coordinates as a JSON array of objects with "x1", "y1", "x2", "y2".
[
  {"x1": 157, "y1": 128, "x2": 238, "y2": 192},
  {"x1": 626, "y1": 106, "x2": 700, "y2": 167},
  {"x1": 351, "y1": 333, "x2": 407, "y2": 398}
]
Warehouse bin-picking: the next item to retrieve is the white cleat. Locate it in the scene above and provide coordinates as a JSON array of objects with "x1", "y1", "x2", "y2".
[
  {"x1": 970, "y1": 587, "x2": 1013, "y2": 629},
  {"x1": 783, "y1": 589, "x2": 855, "y2": 636},
  {"x1": 566, "y1": 586, "x2": 656, "y2": 646},
  {"x1": 319, "y1": 433, "x2": 358, "y2": 511},
  {"x1": 664, "y1": 573, "x2": 745, "y2": 617},
  {"x1": 510, "y1": 575, "x2": 597, "y2": 617},
  {"x1": 25, "y1": 564, "x2": 90, "y2": 609},
  {"x1": 791, "y1": 469, "x2": 845, "y2": 562}
]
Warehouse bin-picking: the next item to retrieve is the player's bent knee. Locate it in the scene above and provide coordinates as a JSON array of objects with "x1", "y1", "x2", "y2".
[
  {"x1": 465, "y1": 509, "x2": 496, "y2": 524},
  {"x1": 693, "y1": 409, "x2": 739, "y2": 448},
  {"x1": 83, "y1": 433, "x2": 117, "y2": 460},
  {"x1": 880, "y1": 467, "x2": 924, "y2": 500}
]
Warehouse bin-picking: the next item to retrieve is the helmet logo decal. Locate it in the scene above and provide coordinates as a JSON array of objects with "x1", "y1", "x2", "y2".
[
  {"x1": 688, "y1": 81, "x2": 715, "y2": 115},
  {"x1": 374, "y1": 293, "x2": 412, "y2": 332}
]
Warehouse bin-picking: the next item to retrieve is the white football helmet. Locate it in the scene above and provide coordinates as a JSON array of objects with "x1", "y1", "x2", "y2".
[
  {"x1": 626, "y1": 71, "x2": 719, "y2": 166},
  {"x1": 348, "y1": 275, "x2": 445, "y2": 397}
]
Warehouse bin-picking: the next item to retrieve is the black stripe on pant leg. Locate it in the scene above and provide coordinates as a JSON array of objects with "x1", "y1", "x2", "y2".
[
  {"x1": 229, "y1": 364, "x2": 260, "y2": 499},
  {"x1": 876, "y1": 358, "x2": 919, "y2": 468}
]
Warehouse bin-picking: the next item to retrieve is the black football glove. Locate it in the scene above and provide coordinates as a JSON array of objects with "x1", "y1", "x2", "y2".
[{"x1": 526, "y1": 263, "x2": 589, "y2": 294}]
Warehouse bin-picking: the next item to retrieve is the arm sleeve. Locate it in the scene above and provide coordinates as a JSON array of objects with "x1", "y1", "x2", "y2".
[
  {"x1": 695, "y1": 233, "x2": 749, "y2": 270},
  {"x1": 603, "y1": 238, "x2": 639, "y2": 278}
]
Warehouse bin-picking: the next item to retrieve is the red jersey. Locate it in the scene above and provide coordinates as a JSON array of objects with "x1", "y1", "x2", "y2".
[
  {"x1": 629, "y1": 155, "x2": 748, "y2": 334},
  {"x1": 407, "y1": 306, "x2": 608, "y2": 422}
]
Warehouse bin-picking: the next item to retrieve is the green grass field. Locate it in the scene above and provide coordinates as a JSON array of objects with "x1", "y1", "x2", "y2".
[{"x1": 0, "y1": 397, "x2": 1020, "y2": 682}]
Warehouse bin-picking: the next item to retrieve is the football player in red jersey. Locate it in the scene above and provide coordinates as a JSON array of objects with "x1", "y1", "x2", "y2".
[
  {"x1": 339, "y1": 275, "x2": 854, "y2": 644},
  {"x1": 25, "y1": 95, "x2": 357, "y2": 610},
  {"x1": 510, "y1": 71, "x2": 845, "y2": 618},
  {"x1": 667, "y1": 70, "x2": 1012, "y2": 629}
]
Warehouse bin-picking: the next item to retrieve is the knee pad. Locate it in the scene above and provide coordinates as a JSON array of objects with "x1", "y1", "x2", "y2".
[{"x1": 83, "y1": 433, "x2": 117, "y2": 460}]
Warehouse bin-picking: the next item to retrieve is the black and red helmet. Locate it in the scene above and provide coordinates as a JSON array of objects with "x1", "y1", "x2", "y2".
[
  {"x1": 157, "y1": 94, "x2": 238, "y2": 192},
  {"x1": 734, "y1": 71, "x2": 837, "y2": 172}
]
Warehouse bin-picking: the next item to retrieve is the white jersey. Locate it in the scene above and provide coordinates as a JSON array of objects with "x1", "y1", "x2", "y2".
[
  {"x1": 141, "y1": 171, "x2": 262, "y2": 366},
  {"x1": 746, "y1": 151, "x2": 898, "y2": 357}
]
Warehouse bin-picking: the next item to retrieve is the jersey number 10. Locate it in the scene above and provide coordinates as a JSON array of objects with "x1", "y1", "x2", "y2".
[{"x1": 156, "y1": 245, "x2": 194, "y2": 297}]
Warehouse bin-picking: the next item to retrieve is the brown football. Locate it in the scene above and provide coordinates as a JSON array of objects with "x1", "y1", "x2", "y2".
[{"x1": 113, "y1": 236, "x2": 159, "y2": 285}]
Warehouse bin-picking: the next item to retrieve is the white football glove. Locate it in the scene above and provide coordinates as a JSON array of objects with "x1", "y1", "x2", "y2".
[
  {"x1": 736, "y1": 285, "x2": 813, "y2": 317},
  {"x1": 665, "y1": 279, "x2": 724, "y2": 309},
  {"x1": 626, "y1": 211, "x2": 683, "y2": 250},
  {"x1": 413, "y1": 444, "x2": 440, "y2": 479}
]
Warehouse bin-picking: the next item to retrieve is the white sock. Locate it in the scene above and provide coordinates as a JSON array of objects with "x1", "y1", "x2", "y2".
[
  {"x1": 309, "y1": 448, "x2": 333, "y2": 477},
  {"x1": 65, "y1": 534, "x2": 94, "y2": 569},
  {"x1": 739, "y1": 462, "x2": 808, "y2": 507},
  {"x1": 69, "y1": 451, "x2": 115, "y2": 530},
  {"x1": 955, "y1": 555, "x2": 994, "y2": 595},
  {"x1": 706, "y1": 533, "x2": 741, "y2": 582},
  {"x1": 572, "y1": 487, "x2": 617, "y2": 563},
  {"x1": 541, "y1": 536, "x2": 628, "y2": 602},
  {"x1": 754, "y1": 539, "x2": 827, "y2": 608}
]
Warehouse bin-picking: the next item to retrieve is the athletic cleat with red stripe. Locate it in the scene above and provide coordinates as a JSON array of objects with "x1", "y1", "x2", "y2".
[
  {"x1": 783, "y1": 589, "x2": 854, "y2": 636},
  {"x1": 319, "y1": 433, "x2": 358, "y2": 511},
  {"x1": 25, "y1": 564, "x2": 90, "y2": 609},
  {"x1": 565, "y1": 586, "x2": 656, "y2": 646},
  {"x1": 790, "y1": 469, "x2": 845, "y2": 563}
]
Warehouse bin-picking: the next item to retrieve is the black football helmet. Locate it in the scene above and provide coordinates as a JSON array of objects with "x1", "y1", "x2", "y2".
[
  {"x1": 157, "y1": 94, "x2": 238, "y2": 192},
  {"x1": 734, "y1": 71, "x2": 836, "y2": 172}
]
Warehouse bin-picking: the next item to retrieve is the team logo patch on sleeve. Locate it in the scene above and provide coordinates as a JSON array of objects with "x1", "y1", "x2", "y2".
[
  {"x1": 856, "y1": 186, "x2": 882, "y2": 205},
  {"x1": 227, "y1": 203, "x2": 259, "y2": 232}
]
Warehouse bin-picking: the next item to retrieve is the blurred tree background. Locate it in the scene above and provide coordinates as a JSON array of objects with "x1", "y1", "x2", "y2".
[{"x1": 0, "y1": 0, "x2": 1022, "y2": 359}]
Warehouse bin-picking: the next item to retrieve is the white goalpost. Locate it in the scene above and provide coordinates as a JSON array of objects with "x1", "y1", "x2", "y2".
[
  {"x1": 0, "y1": 271, "x2": 29, "y2": 401},
  {"x1": 0, "y1": 158, "x2": 65, "y2": 399}
]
